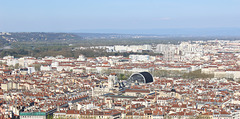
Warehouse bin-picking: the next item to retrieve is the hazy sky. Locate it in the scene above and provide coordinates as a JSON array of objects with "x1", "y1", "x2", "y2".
[{"x1": 0, "y1": 0, "x2": 240, "y2": 33}]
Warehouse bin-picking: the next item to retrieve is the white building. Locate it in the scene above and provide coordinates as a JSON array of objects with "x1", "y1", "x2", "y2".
[{"x1": 129, "y1": 55, "x2": 150, "y2": 62}]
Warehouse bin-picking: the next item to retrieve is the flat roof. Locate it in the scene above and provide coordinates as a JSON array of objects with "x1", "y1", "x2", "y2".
[{"x1": 20, "y1": 112, "x2": 46, "y2": 116}]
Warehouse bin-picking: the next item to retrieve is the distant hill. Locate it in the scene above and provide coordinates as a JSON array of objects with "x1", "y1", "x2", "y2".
[
  {"x1": 0, "y1": 34, "x2": 9, "y2": 47},
  {"x1": 1, "y1": 32, "x2": 240, "y2": 47},
  {"x1": 0, "y1": 32, "x2": 82, "y2": 43},
  {"x1": 1, "y1": 32, "x2": 240, "y2": 58}
]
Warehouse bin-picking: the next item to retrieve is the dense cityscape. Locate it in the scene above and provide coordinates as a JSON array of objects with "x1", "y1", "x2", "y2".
[
  {"x1": 0, "y1": 39, "x2": 240, "y2": 119},
  {"x1": 1, "y1": 0, "x2": 240, "y2": 118}
]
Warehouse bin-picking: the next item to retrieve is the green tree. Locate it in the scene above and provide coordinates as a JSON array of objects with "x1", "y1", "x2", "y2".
[
  {"x1": 102, "y1": 69, "x2": 112, "y2": 75},
  {"x1": 183, "y1": 69, "x2": 214, "y2": 79},
  {"x1": 14, "y1": 63, "x2": 20, "y2": 69},
  {"x1": 119, "y1": 74, "x2": 128, "y2": 80},
  {"x1": 33, "y1": 64, "x2": 41, "y2": 71},
  {"x1": 9, "y1": 65, "x2": 14, "y2": 70},
  {"x1": 47, "y1": 114, "x2": 53, "y2": 119}
]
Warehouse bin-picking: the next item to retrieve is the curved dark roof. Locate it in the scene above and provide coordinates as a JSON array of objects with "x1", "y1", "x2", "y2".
[
  {"x1": 139, "y1": 72, "x2": 153, "y2": 83},
  {"x1": 171, "y1": 88, "x2": 176, "y2": 92},
  {"x1": 128, "y1": 72, "x2": 154, "y2": 84}
]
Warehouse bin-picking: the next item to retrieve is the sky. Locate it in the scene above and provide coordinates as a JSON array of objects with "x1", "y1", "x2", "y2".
[{"x1": 0, "y1": 0, "x2": 240, "y2": 35}]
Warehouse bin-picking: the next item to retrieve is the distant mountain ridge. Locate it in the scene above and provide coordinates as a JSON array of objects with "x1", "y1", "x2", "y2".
[
  {"x1": 0, "y1": 32, "x2": 164, "y2": 46},
  {"x1": 0, "y1": 32, "x2": 82, "y2": 43},
  {"x1": 1, "y1": 32, "x2": 240, "y2": 48}
]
